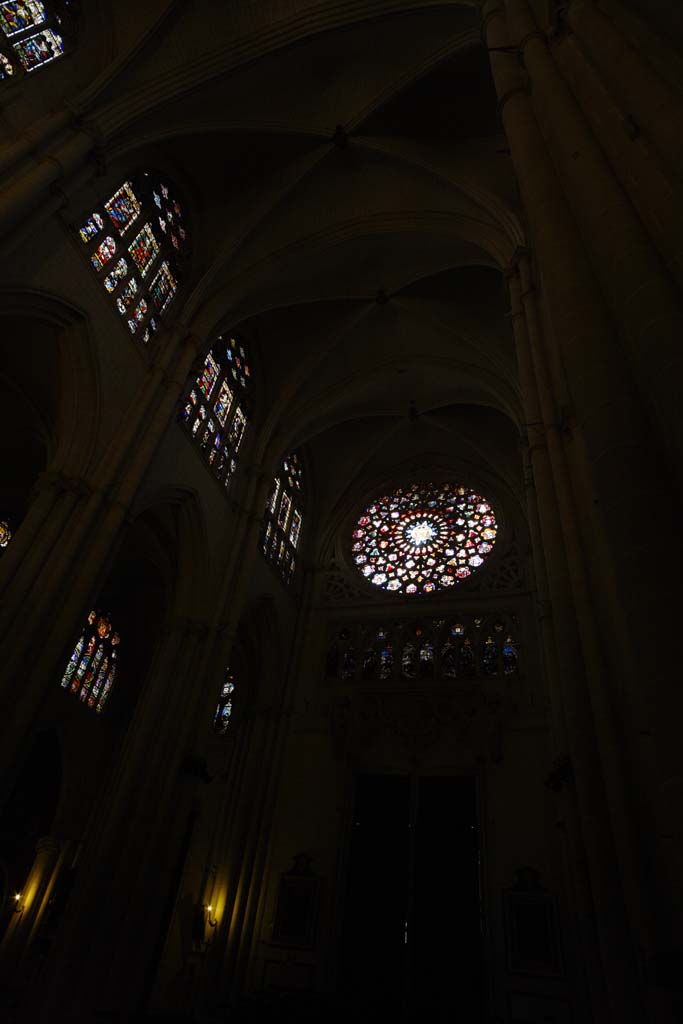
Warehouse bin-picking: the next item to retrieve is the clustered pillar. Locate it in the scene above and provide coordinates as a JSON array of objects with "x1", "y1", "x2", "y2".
[{"x1": 484, "y1": 0, "x2": 683, "y2": 1018}]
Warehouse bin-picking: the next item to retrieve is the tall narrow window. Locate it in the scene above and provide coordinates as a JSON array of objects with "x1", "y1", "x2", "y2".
[
  {"x1": 77, "y1": 174, "x2": 188, "y2": 342},
  {"x1": 0, "y1": 2, "x2": 78, "y2": 80},
  {"x1": 181, "y1": 336, "x2": 251, "y2": 489},
  {"x1": 214, "y1": 668, "x2": 236, "y2": 734},
  {"x1": 60, "y1": 610, "x2": 120, "y2": 714},
  {"x1": 262, "y1": 453, "x2": 304, "y2": 583}
]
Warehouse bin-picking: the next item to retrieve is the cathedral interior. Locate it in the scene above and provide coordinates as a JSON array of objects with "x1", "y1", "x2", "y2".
[{"x1": 0, "y1": 1, "x2": 682, "y2": 1022}]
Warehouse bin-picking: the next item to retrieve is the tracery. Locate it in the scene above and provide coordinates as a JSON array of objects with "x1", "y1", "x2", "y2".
[
  {"x1": 60, "y1": 610, "x2": 120, "y2": 713},
  {"x1": 325, "y1": 616, "x2": 518, "y2": 683},
  {"x1": 262, "y1": 453, "x2": 303, "y2": 584},
  {"x1": 182, "y1": 336, "x2": 251, "y2": 489},
  {"x1": 78, "y1": 174, "x2": 187, "y2": 342},
  {"x1": 0, "y1": 2, "x2": 77, "y2": 79},
  {"x1": 352, "y1": 482, "x2": 497, "y2": 596}
]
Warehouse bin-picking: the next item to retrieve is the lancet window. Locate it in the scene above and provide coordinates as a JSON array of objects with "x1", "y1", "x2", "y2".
[
  {"x1": 214, "y1": 668, "x2": 236, "y2": 734},
  {"x1": 182, "y1": 336, "x2": 251, "y2": 488},
  {"x1": 262, "y1": 453, "x2": 303, "y2": 584},
  {"x1": 60, "y1": 610, "x2": 120, "y2": 713},
  {"x1": 324, "y1": 616, "x2": 518, "y2": 683},
  {"x1": 0, "y1": 1, "x2": 77, "y2": 80},
  {"x1": 353, "y1": 482, "x2": 498, "y2": 596},
  {"x1": 77, "y1": 174, "x2": 187, "y2": 342}
]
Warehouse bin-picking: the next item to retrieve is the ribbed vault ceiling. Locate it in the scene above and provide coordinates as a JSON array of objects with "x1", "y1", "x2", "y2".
[{"x1": 70, "y1": 2, "x2": 526, "y2": 536}]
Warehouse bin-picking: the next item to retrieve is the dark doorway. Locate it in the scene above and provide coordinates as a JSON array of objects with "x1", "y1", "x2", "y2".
[{"x1": 341, "y1": 774, "x2": 484, "y2": 1020}]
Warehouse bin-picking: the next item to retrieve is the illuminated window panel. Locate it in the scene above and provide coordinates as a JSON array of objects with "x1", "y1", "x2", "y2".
[
  {"x1": 261, "y1": 453, "x2": 303, "y2": 585},
  {"x1": 13, "y1": 26, "x2": 63, "y2": 70},
  {"x1": 91, "y1": 236, "x2": 116, "y2": 272},
  {"x1": 181, "y1": 335, "x2": 251, "y2": 490},
  {"x1": 79, "y1": 212, "x2": 104, "y2": 243},
  {"x1": 77, "y1": 172, "x2": 188, "y2": 341},
  {"x1": 149, "y1": 261, "x2": 177, "y2": 314},
  {"x1": 352, "y1": 482, "x2": 497, "y2": 597},
  {"x1": 0, "y1": 1, "x2": 47, "y2": 38},
  {"x1": 103, "y1": 258, "x2": 128, "y2": 293},
  {"x1": 128, "y1": 223, "x2": 159, "y2": 278},
  {"x1": 213, "y1": 380, "x2": 233, "y2": 428},
  {"x1": 104, "y1": 181, "x2": 141, "y2": 236},
  {"x1": 60, "y1": 610, "x2": 120, "y2": 714},
  {"x1": 0, "y1": 518, "x2": 12, "y2": 549},
  {"x1": 214, "y1": 668, "x2": 236, "y2": 734}
]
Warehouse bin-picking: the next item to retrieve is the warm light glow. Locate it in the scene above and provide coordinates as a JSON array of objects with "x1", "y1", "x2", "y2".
[
  {"x1": 406, "y1": 520, "x2": 435, "y2": 545},
  {"x1": 14, "y1": 893, "x2": 20, "y2": 901},
  {"x1": 207, "y1": 905, "x2": 212, "y2": 913}
]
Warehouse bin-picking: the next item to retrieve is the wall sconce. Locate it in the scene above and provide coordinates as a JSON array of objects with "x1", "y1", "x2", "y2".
[
  {"x1": 12, "y1": 893, "x2": 23, "y2": 914},
  {"x1": 191, "y1": 902, "x2": 217, "y2": 952}
]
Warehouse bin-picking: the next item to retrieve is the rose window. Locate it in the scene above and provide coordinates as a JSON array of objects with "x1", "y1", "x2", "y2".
[{"x1": 352, "y1": 482, "x2": 498, "y2": 596}]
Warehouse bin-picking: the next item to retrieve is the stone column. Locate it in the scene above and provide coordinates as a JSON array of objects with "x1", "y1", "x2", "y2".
[
  {"x1": 0, "y1": 836, "x2": 75, "y2": 973},
  {"x1": 565, "y1": 0, "x2": 683, "y2": 178},
  {"x1": 508, "y1": 257, "x2": 624, "y2": 1020},
  {"x1": 505, "y1": 0, "x2": 683, "y2": 472},
  {"x1": 32, "y1": 615, "x2": 210, "y2": 1022},
  {"x1": 0, "y1": 124, "x2": 96, "y2": 242},
  {"x1": 0, "y1": 329, "x2": 202, "y2": 789},
  {"x1": 550, "y1": 15, "x2": 683, "y2": 291},
  {"x1": 486, "y1": 0, "x2": 683, "y2": 1005}
]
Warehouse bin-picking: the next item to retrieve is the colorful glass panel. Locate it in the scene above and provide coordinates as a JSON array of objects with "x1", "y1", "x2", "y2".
[
  {"x1": 269, "y1": 478, "x2": 281, "y2": 515},
  {"x1": 284, "y1": 453, "x2": 303, "y2": 492},
  {"x1": 226, "y1": 337, "x2": 250, "y2": 388},
  {"x1": 214, "y1": 668, "x2": 236, "y2": 734},
  {"x1": 213, "y1": 379, "x2": 233, "y2": 427},
  {"x1": 0, "y1": 1, "x2": 46, "y2": 37},
  {"x1": 352, "y1": 482, "x2": 497, "y2": 596},
  {"x1": 261, "y1": 453, "x2": 303, "y2": 584},
  {"x1": 149, "y1": 261, "x2": 177, "y2": 313},
  {"x1": 13, "y1": 26, "x2": 63, "y2": 70},
  {"x1": 197, "y1": 353, "x2": 220, "y2": 399},
  {"x1": 128, "y1": 223, "x2": 159, "y2": 278},
  {"x1": 0, "y1": 51, "x2": 13, "y2": 76},
  {"x1": 289, "y1": 509, "x2": 302, "y2": 549},
  {"x1": 91, "y1": 236, "x2": 116, "y2": 271},
  {"x1": 60, "y1": 610, "x2": 120, "y2": 714},
  {"x1": 0, "y1": 519, "x2": 12, "y2": 548},
  {"x1": 103, "y1": 258, "x2": 128, "y2": 293},
  {"x1": 104, "y1": 181, "x2": 141, "y2": 236},
  {"x1": 227, "y1": 406, "x2": 246, "y2": 453},
  {"x1": 277, "y1": 491, "x2": 292, "y2": 531},
  {"x1": 127, "y1": 298, "x2": 147, "y2": 334},
  {"x1": 182, "y1": 336, "x2": 250, "y2": 488},
  {"x1": 115, "y1": 277, "x2": 138, "y2": 314},
  {"x1": 79, "y1": 212, "x2": 104, "y2": 243}
]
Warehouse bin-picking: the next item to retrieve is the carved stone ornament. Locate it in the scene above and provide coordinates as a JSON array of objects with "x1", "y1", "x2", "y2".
[{"x1": 320, "y1": 538, "x2": 525, "y2": 608}]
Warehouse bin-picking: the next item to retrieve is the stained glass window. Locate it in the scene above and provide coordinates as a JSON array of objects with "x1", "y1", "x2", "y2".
[
  {"x1": 181, "y1": 335, "x2": 251, "y2": 489},
  {"x1": 262, "y1": 453, "x2": 304, "y2": 584},
  {"x1": 77, "y1": 172, "x2": 188, "y2": 343},
  {"x1": 60, "y1": 610, "x2": 120, "y2": 713},
  {"x1": 0, "y1": 518, "x2": 12, "y2": 551},
  {"x1": 214, "y1": 668, "x2": 236, "y2": 734},
  {"x1": 325, "y1": 616, "x2": 518, "y2": 683},
  {"x1": 0, "y1": 2, "x2": 77, "y2": 79},
  {"x1": 352, "y1": 482, "x2": 497, "y2": 596}
]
